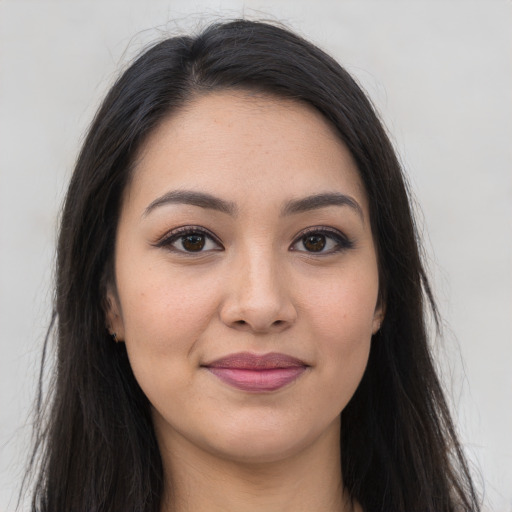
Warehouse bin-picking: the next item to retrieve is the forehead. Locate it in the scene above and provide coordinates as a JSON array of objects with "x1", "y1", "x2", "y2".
[{"x1": 126, "y1": 91, "x2": 368, "y2": 214}]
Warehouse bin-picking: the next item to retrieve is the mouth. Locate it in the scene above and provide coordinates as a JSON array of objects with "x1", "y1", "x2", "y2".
[{"x1": 201, "y1": 352, "x2": 309, "y2": 392}]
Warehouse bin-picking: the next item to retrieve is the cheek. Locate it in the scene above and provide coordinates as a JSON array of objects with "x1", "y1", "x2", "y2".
[
  {"x1": 117, "y1": 261, "x2": 221, "y2": 372},
  {"x1": 304, "y1": 264, "x2": 379, "y2": 334},
  {"x1": 301, "y1": 268, "x2": 378, "y2": 402}
]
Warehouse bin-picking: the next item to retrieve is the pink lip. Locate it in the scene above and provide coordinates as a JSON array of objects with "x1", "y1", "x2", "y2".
[{"x1": 203, "y1": 352, "x2": 308, "y2": 392}]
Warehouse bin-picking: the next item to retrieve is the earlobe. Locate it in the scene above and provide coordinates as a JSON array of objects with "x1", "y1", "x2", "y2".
[
  {"x1": 105, "y1": 288, "x2": 125, "y2": 342},
  {"x1": 372, "y1": 302, "x2": 386, "y2": 335}
]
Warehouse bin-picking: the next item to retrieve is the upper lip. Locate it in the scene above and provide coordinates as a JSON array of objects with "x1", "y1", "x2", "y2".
[{"x1": 202, "y1": 352, "x2": 308, "y2": 370}]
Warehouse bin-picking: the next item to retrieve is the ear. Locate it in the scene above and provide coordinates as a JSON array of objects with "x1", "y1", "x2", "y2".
[
  {"x1": 105, "y1": 286, "x2": 125, "y2": 342},
  {"x1": 372, "y1": 300, "x2": 386, "y2": 335}
]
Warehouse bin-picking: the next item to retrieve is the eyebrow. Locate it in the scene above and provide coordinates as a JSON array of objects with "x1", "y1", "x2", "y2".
[
  {"x1": 143, "y1": 190, "x2": 238, "y2": 217},
  {"x1": 281, "y1": 193, "x2": 364, "y2": 220},
  {"x1": 143, "y1": 189, "x2": 363, "y2": 221}
]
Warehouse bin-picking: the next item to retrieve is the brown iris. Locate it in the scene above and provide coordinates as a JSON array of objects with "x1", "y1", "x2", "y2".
[
  {"x1": 182, "y1": 234, "x2": 206, "y2": 252},
  {"x1": 302, "y1": 233, "x2": 326, "y2": 252}
]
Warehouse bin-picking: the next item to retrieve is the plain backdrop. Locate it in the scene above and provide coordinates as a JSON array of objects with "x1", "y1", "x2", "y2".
[{"x1": 0, "y1": 1, "x2": 510, "y2": 510}]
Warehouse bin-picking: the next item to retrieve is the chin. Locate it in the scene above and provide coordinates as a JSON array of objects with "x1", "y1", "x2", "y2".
[{"x1": 198, "y1": 414, "x2": 341, "y2": 466}]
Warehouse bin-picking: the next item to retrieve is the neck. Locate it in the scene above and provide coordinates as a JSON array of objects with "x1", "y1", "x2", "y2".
[{"x1": 158, "y1": 417, "x2": 356, "y2": 512}]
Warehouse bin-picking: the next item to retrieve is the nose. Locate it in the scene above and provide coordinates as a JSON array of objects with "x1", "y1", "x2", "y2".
[{"x1": 219, "y1": 248, "x2": 297, "y2": 334}]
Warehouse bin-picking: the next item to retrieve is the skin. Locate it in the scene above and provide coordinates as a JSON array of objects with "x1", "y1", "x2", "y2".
[{"x1": 107, "y1": 91, "x2": 383, "y2": 512}]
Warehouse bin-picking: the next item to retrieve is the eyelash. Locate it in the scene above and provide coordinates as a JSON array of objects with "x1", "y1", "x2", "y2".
[
  {"x1": 154, "y1": 225, "x2": 223, "y2": 253},
  {"x1": 154, "y1": 225, "x2": 354, "y2": 255},
  {"x1": 290, "y1": 226, "x2": 354, "y2": 255}
]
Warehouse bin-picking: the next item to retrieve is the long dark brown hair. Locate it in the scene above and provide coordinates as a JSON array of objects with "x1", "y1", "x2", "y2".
[{"x1": 25, "y1": 19, "x2": 480, "y2": 511}]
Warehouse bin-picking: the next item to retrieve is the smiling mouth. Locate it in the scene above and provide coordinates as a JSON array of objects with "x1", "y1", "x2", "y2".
[{"x1": 202, "y1": 352, "x2": 309, "y2": 392}]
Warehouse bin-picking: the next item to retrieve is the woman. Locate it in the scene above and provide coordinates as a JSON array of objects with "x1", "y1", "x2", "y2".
[{"x1": 26, "y1": 19, "x2": 480, "y2": 511}]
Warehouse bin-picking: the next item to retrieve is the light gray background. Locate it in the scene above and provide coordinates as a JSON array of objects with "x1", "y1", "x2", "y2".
[{"x1": 1, "y1": 1, "x2": 510, "y2": 511}]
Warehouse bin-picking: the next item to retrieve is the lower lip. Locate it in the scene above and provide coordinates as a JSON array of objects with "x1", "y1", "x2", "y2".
[{"x1": 206, "y1": 367, "x2": 307, "y2": 392}]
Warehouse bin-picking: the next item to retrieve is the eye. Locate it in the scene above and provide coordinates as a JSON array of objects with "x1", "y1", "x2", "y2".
[
  {"x1": 290, "y1": 228, "x2": 353, "y2": 254},
  {"x1": 155, "y1": 226, "x2": 223, "y2": 253}
]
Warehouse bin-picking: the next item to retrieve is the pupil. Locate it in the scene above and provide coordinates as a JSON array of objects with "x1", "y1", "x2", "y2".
[
  {"x1": 304, "y1": 234, "x2": 326, "y2": 252},
  {"x1": 182, "y1": 234, "x2": 205, "y2": 251}
]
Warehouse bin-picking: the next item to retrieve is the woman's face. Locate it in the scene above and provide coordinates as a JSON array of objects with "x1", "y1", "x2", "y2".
[{"x1": 108, "y1": 92, "x2": 383, "y2": 464}]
